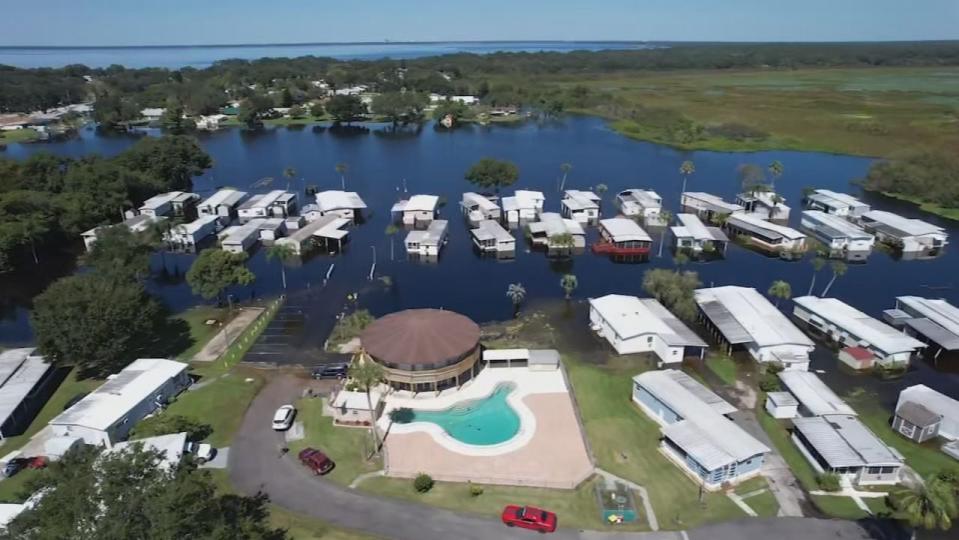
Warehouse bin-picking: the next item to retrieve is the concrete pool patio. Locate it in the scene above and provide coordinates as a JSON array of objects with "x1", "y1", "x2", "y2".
[{"x1": 377, "y1": 366, "x2": 594, "y2": 488}]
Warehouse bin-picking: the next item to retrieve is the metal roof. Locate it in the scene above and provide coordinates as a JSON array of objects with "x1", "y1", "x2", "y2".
[
  {"x1": 0, "y1": 349, "x2": 53, "y2": 429},
  {"x1": 461, "y1": 192, "x2": 499, "y2": 212},
  {"x1": 905, "y1": 318, "x2": 959, "y2": 350},
  {"x1": 766, "y1": 391, "x2": 799, "y2": 407},
  {"x1": 315, "y1": 190, "x2": 368, "y2": 212},
  {"x1": 801, "y1": 210, "x2": 873, "y2": 240},
  {"x1": 200, "y1": 188, "x2": 248, "y2": 209},
  {"x1": 393, "y1": 194, "x2": 439, "y2": 213},
  {"x1": 471, "y1": 220, "x2": 514, "y2": 243},
  {"x1": 727, "y1": 213, "x2": 806, "y2": 241},
  {"x1": 896, "y1": 297, "x2": 959, "y2": 350},
  {"x1": 682, "y1": 192, "x2": 744, "y2": 213},
  {"x1": 590, "y1": 295, "x2": 707, "y2": 347},
  {"x1": 862, "y1": 210, "x2": 945, "y2": 238},
  {"x1": 633, "y1": 369, "x2": 737, "y2": 416},
  {"x1": 599, "y1": 218, "x2": 652, "y2": 243},
  {"x1": 50, "y1": 359, "x2": 188, "y2": 431},
  {"x1": 562, "y1": 190, "x2": 600, "y2": 212},
  {"x1": 794, "y1": 296, "x2": 926, "y2": 356},
  {"x1": 792, "y1": 415, "x2": 902, "y2": 468},
  {"x1": 696, "y1": 286, "x2": 814, "y2": 349},
  {"x1": 528, "y1": 213, "x2": 585, "y2": 237},
  {"x1": 108, "y1": 432, "x2": 188, "y2": 469},
  {"x1": 618, "y1": 189, "x2": 662, "y2": 209},
  {"x1": 405, "y1": 220, "x2": 448, "y2": 246},
  {"x1": 808, "y1": 190, "x2": 870, "y2": 211},
  {"x1": 778, "y1": 371, "x2": 857, "y2": 416},
  {"x1": 673, "y1": 214, "x2": 728, "y2": 242}
]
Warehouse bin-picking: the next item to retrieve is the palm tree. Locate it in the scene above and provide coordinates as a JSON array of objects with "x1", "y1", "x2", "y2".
[
  {"x1": 679, "y1": 160, "x2": 695, "y2": 195},
  {"x1": 385, "y1": 224, "x2": 400, "y2": 261},
  {"x1": 559, "y1": 163, "x2": 572, "y2": 192},
  {"x1": 807, "y1": 256, "x2": 826, "y2": 295},
  {"x1": 282, "y1": 166, "x2": 297, "y2": 191},
  {"x1": 266, "y1": 243, "x2": 296, "y2": 289},
  {"x1": 768, "y1": 160, "x2": 784, "y2": 191},
  {"x1": 820, "y1": 260, "x2": 847, "y2": 297},
  {"x1": 595, "y1": 183, "x2": 608, "y2": 197},
  {"x1": 348, "y1": 356, "x2": 386, "y2": 457},
  {"x1": 657, "y1": 210, "x2": 674, "y2": 257},
  {"x1": 506, "y1": 283, "x2": 526, "y2": 317},
  {"x1": 769, "y1": 193, "x2": 785, "y2": 219},
  {"x1": 335, "y1": 162, "x2": 348, "y2": 190},
  {"x1": 890, "y1": 476, "x2": 957, "y2": 532},
  {"x1": 560, "y1": 274, "x2": 578, "y2": 300},
  {"x1": 767, "y1": 280, "x2": 792, "y2": 307},
  {"x1": 674, "y1": 251, "x2": 690, "y2": 267},
  {"x1": 550, "y1": 232, "x2": 576, "y2": 254}
]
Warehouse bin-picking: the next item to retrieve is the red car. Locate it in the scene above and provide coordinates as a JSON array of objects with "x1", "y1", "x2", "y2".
[
  {"x1": 501, "y1": 505, "x2": 557, "y2": 533},
  {"x1": 298, "y1": 448, "x2": 335, "y2": 475}
]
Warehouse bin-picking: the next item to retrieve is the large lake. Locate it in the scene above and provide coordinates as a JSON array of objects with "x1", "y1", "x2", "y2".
[
  {"x1": 2, "y1": 115, "x2": 958, "y2": 404},
  {"x1": 0, "y1": 41, "x2": 655, "y2": 69}
]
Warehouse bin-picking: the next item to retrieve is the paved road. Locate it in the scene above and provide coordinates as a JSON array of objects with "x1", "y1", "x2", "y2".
[{"x1": 229, "y1": 376, "x2": 905, "y2": 540}]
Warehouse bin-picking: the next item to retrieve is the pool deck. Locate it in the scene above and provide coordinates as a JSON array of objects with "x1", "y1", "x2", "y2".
[{"x1": 379, "y1": 367, "x2": 594, "y2": 488}]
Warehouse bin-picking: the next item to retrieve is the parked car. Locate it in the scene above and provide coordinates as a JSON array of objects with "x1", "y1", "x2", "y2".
[
  {"x1": 185, "y1": 442, "x2": 217, "y2": 464},
  {"x1": 272, "y1": 405, "x2": 296, "y2": 431},
  {"x1": 312, "y1": 363, "x2": 348, "y2": 380},
  {"x1": 297, "y1": 448, "x2": 335, "y2": 475},
  {"x1": 1, "y1": 459, "x2": 25, "y2": 478},
  {"x1": 25, "y1": 456, "x2": 48, "y2": 470},
  {"x1": 501, "y1": 505, "x2": 557, "y2": 533}
]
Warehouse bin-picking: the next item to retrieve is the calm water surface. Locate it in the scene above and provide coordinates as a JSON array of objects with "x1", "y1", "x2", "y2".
[
  {"x1": 1, "y1": 116, "x2": 957, "y2": 407},
  {"x1": 0, "y1": 41, "x2": 654, "y2": 69}
]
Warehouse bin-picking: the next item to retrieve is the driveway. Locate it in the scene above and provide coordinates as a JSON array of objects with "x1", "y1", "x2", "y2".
[{"x1": 229, "y1": 376, "x2": 904, "y2": 540}]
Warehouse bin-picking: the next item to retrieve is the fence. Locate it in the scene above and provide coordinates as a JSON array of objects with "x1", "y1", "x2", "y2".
[{"x1": 216, "y1": 295, "x2": 286, "y2": 369}]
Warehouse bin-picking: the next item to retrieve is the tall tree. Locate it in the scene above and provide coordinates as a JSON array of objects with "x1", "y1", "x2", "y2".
[
  {"x1": 559, "y1": 163, "x2": 572, "y2": 192},
  {"x1": 116, "y1": 135, "x2": 213, "y2": 193},
  {"x1": 186, "y1": 249, "x2": 255, "y2": 305},
  {"x1": 807, "y1": 256, "x2": 826, "y2": 295},
  {"x1": 768, "y1": 160, "x2": 784, "y2": 191},
  {"x1": 506, "y1": 283, "x2": 527, "y2": 318},
  {"x1": 657, "y1": 209, "x2": 674, "y2": 257},
  {"x1": 889, "y1": 475, "x2": 957, "y2": 532},
  {"x1": 642, "y1": 268, "x2": 702, "y2": 321},
  {"x1": 767, "y1": 280, "x2": 792, "y2": 307},
  {"x1": 737, "y1": 163, "x2": 767, "y2": 194},
  {"x1": 335, "y1": 162, "x2": 348, "y2": 190},
  {"x1": 595, "y1": 183, "x2": 608, "y2": 198},
  {"x1": 465, "y1": 158, "x2": 519, "y2": 193},
  {"x1": 348, "y1": 357, "x2": 386, "y2": 457},
  {"x1": 820, "y1": 260, "x2": 847, "y2": 297},
  {"x1": 560, "y1": 274, "x2": 578, "y2": 300},
  {"x1": 30, "y1": 274, "x2": 165, "y2": 377},
  {"x1": 265, "y1": 244, "x2": 296, "y2": 290},
  {"x1": 385, "y1": 224, "x2": 400, "y2": 260},
  {"x1": 679, "y1": 160, "x2": 695, "y2": 195},
  {"x1": 0, "y1": 190, "x2": 56, "y2": 265},
  {"x1": 326, "y1": 95, "x2": 367, "y2": 124},
  {"x1": 83, "y1": 224, "x2": 156, "y2": 281}
]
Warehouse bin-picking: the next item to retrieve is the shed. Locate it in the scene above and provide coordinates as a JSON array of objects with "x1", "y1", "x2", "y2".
[
  {"x1": 528, "y1": 349, "x2": 561, "y2": 371},
  {"x1": 892, "y1": 401, "x2": 942, "y2": 443},
  {"x1": 765, "y1": 392, "x2": 799, "y2": 419},
  {"x1": 838, "y1": 346, "x2": 876, "y2": 370},
  {"x1": 896, "y1": 385, "x2": 959, "y2": 440}
]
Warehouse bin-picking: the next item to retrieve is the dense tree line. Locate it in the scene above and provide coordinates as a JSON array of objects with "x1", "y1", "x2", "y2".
[
  {"x1": 861, "y1": 149, "x2": 959, "y2": 208},
  {"x1": 4, "y1": 41, "x2": 959, "y2": 113}
]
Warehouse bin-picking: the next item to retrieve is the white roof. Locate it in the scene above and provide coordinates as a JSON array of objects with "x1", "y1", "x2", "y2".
[
  {"x1": 896, "y1": 296, "x2": 959, "y2": 338},
  {"x1": 618, "y1": 189, "x2": 662, "y2": 208},
  {"x1": 695, "y1": 286, "x2": 814, "y2": 349},
  {"x1": 599, "y1": 218, "x2": 652, "y2": 242},
  {"x1": 332, "y1": 390, "x2": 382, "y2": 410},
  {"x1": 778, "y1": 371, "x2": 857, "y2": 416},
  {"x1": 898, "y1": 385, "x2": 959, "y2": 423},
  {"x1": 461, "y1": 192, "x2": 499, "y2": 212},
  {"x1": 239, "y1": 190, "x2": 288, "y2": 210},
  {"x1": 792, "y1": 415, "x2": 902, "y2": 468},
  {"x1": 108, "y1": 432, "x2": 188, "y2": 469},
  {"x1": 50, "y1": 359, "x2": 188, "y2": 431},
  {"x1": 405, "y1": 220, "x2": 448, "y2": 246},
  {"x1": 315, "y1": 190, "x2": 367, "y2": 212},
  {"x1": 281, "y1": 214, "x2": 351, "y2": 243},
  {"x1": 0, "y1": 348, "x2": 53, "y2": 428},
  {"x1": 562, "y1": 190, "x2": 600, "y2": 211},
  {"x1": 809, "y1": 189, "x2": 869, "y2": 210},
  {"x1": 140, "y1": 191, "x2": 183, "y2": 210},
  {"x1": 503, "y1": 190, "x2": 545, "y2": 212},
  {"x1": 802, "y1": 210, "x2": 872, "y2": 240},
  {"x1": 727, "y1": 213, "x2": 806, "y2": 240},
  {"x1": 221, "y1": 219, "x2": 262, "y2": 244},
  {"x1": 672, "y1": 213, "x2": 729, "y2": 242},
  {"x1": 635, "y1": 370, "x2": 768, "y2": 469},
  {"x1": 793, "y1": 296, "x2": 926, "y2": 356},
  {"x1": 683, "y1": 192, "x2": 744, "y2": 213},
  {"x1": 862, "y1": 210, "x2": 945, "y2": 238},
  {"x1": 528, "y1": 213, "x2": 585, "y2": 237},
  {"x1": 176, "y1": 215, "x2": 219, "y2": 235},
  {"x1": 590, "y1": 295, "x2": 706, "y2": 347},
  {"x1": 471, "y1": 220, "x2": 514, "y2": 243},
  {"x1": 201, "y1": 188, "x2": 247, "y2": 209},
  {"x1": 396, "y1": 194, "x2": 439, "y2": 213}
]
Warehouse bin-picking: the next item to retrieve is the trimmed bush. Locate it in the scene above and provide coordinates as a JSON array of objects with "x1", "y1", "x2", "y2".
[
  {"x1": 817, "y1": 472, "x2": 842, "y2": 492},
  {"x1": 413, "y1": 473, "x2": 434, "y2": 493},
  {"x1": 469, "y1": 483, "x2": 484, "y2": 497}
]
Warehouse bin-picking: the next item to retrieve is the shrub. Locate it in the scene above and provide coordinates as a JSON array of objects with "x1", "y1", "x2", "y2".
[
  {"x1": 817, "y1": 473, "x2": 842, "y2": 492},
  {"x1": 414, "y1": 473, "x2": 434, "y2": 493},
  {"x1": 469, "y1": 483, "x2": 484, "y2": 497},
  {"x1": 759, "y1": 374, "x2": 781, "y2": 392}
]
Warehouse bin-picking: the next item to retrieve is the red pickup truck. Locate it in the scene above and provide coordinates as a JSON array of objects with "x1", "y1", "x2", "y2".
[
  {"x1": 298, "y1": 448, "x2": 335, "y2": 475},
  {"x1": 501, "y1": 504, "x2": 557, "y2": 533}
]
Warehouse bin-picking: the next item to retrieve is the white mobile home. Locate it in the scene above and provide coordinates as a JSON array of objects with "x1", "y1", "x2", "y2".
[
  {"x1": 460, "y1": 192, "x2": 502, "y2": 225},
  {"x1": 805, "y1": 189, "x2": 871, "y2": 219},
  {"x1": 680, "y1": 192, "x2": 744, "y2": 222},
  {"x1": 860, "y1": 210, "x2": 948, "y2": 256},
  {"x1": 726, "y1": 213, "x2": 807, "y2": 253},
  {"x1": 219, "y1": 220, "x2": 262, "y2": 253},
  {"x1": 791, "y1": 415, "x2": 902, "y2": 486},
  {"x1": 695, "y1": 286, "x2": 815, "y2": 370},
  {"x1": 793, "y1": 296, "x2": 926, "y2": 365},
  {"x1": 800, "y1": 210, "x2": 875, "y2": 258},
  {"x1": 501, "y1": 190, "x2": 545, "y2": 224},
  {"x1": 164, "y1": 215, "x2": 219, "y2": 251},
  {"x1": 593, "y1": 218, "x2": 653, "y2": 256},
  {"x1": 256, "y1": 218, "x2": 287, "y2": 242},
  {"x1": 589, "y1": 295, "x2": 707, "y2": 364},
  {"x1": 778, "y1": 370, "x2": 857, "y2": 417},
  {"x1": 735, "y1": 191, "x2": 791, "y2": 221},
  {"x1": 527, "y1": 213, "x2": 586, "y2": 251},
  {"x1": 139, "y1": 191, "x2": 199, "y2": 218},
  {"x1": 560, "y1": 190, "x2": 601, "y2": 224},
  {"x1": 48, "y1": 359, "x2": 190, "y2": 447},
  {"x1": 237, "y1": 190, "x2": 298, "y2": 222},
  {"x1": 671, "y1": 213, "x2": 729, "y2": 255},
  {"x1": 392, "y1": 195, "x2": 439, "y2": 226},
  {"x1": 315, "y1": 190, "x2": 368, "y2": 221},
  {"x1": 614, "y1": 189, "x2": 662, "y2": 221},
  {"x1": 405, "y1": 220, "x2": 448, "y2": 257},
  {"x1": 81, "y1": 214, "x2": 168, "y2": 252},
  {"x1": 470, "y1": 219, "x2": 515, "y2": 254},
  {"x1": 0, "y1": 348, "x2": 56, "y2": 439},
  {"x1": 275, "y1": 214, "x2": 351, "y2": 255},
  {"x1": 896, "y1": 385, "x2": 959, "y2": 441},
  {"x1": 197, "y1": 189, "x2": 249, "y2": 222},
  {"x1": 632, "y1": 370, "x2": 769, "y2": 490}
]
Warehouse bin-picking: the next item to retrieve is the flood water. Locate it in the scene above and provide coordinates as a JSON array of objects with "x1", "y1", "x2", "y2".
[{"x1": 1, "y1": 115, "x2": 958, "y2": 406}]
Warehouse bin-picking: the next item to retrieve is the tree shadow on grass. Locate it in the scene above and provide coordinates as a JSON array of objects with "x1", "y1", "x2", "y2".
[{"x1": 148, "y1": 316, "x2": 195, "y2": 361}]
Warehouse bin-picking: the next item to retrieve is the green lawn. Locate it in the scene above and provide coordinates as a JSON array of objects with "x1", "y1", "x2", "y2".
[
  {"x1": 810, "y1": 495, "x2": 871, "y2": 520},
  {"x1": 0, "y1": 468, "x2": 40, "y2": 503},
  {"x1": 705, "y1": 355, "x2": 738, "y2": 386},
  {"x1": 287, "y1": 397, "x2": 382, "y2": 487},
  {"x1": 744, "y1": 490, "x2": 780, "y2": 518},
  {"x1": 756, "y1": 410, "x2": 819, "y2": 491},
  {"x1": 0, "y1": 128, "x2": 40, "y2": 144},
  {"x1": 359, "y1": 475, "x2": 624, "y2": 531},
  {"x1": 162, "y1": 370, "x2": 264, "y2": 447},
  {"x1": 563, "y1": 355, "x2": 747, "y2": 530},
  {"x1": 173, "y1": 305, "x2": 230, "y2": 362}
]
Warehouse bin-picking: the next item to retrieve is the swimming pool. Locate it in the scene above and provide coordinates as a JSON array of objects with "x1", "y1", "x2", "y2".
[{"x1": 396, "y1": 383, "x2": 521, "y2": 445}]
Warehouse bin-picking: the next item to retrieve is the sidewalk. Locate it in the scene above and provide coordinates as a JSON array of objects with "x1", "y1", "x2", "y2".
[{"x1": 192, "y1": 308, "x2": 264, "y2": 362}]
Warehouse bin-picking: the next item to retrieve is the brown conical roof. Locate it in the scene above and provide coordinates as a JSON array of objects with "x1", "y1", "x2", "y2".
[{"x1": 360, "y1": 309, "x2": 480, "y2": 369}]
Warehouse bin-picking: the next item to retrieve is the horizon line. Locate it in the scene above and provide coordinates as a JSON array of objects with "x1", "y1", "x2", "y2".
[{"x1": 2, "y1": 38, "x2": 958, "y2": 50}]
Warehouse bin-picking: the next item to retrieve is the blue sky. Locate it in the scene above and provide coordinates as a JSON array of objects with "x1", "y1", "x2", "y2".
[{"x1": 4, "y1": 0, "x2": 958, "y2": 46}]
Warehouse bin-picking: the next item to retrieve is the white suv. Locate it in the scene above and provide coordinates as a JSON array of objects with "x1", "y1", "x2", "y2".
[
  {"x1": 272, "y1": 405, "x2": 296, "y2": 431},
  {"x1": 185, "y1": 442, "x2": 217, "y2": 464}
]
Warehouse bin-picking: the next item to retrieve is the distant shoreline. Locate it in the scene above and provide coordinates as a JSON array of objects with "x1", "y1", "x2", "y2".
[{"x1": 0, "y1": 40, "x2": 653, "y2": 51}]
